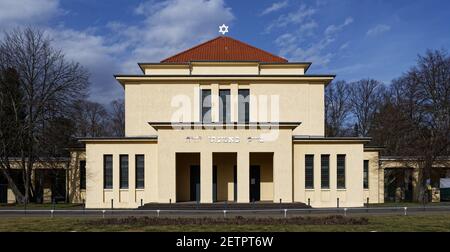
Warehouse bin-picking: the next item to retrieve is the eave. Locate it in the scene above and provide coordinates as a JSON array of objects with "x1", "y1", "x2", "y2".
[
  {"x1": 148, "y1": 122, "x2": 301, "y2": 130},
  {"x1": 78, "y1": 136, "x2": 158, "y2": 143},
  {"x1": 115, "y1": 74, "x2": 335, "y2": 86},
  {"x1": 293, "y1": 136, "x2": 372, "y2": 144}
]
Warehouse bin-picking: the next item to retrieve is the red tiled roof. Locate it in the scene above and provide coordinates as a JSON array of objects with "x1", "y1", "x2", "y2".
[{"x1": 161, "y1": 36, "x2": 288, "y2": 63}]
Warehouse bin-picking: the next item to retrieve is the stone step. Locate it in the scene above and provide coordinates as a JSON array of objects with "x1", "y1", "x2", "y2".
[{"x1": 138, "y1": 202, "x2": 311, "y2": 210}]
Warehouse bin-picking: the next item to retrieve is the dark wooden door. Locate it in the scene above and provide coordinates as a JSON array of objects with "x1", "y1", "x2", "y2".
[
  {"x1": 213, "y1": 166, "x2": 217, "y2": 202},
  {"x1": 190, "y1": 166, "x2": 200, "y2": 202},
  {"x1": 250, "y1": 165, "x2": 261, "y2": 202}
]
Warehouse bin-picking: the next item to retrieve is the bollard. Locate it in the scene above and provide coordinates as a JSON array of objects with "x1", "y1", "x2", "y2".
[
  {"x1": 344, "y1": 208, "x2": 347, "y2": 217},
  {"x1": 141, "y1": 199, "x2": 143, "y2": 207},
  {"x1": 337, "y1": 198, "x2": 340, "y2": 208},
  {"x1": 308, "y1": 198, "x2": 310, "y2": 206},
  {"x1": 223, "y1": 210, "x2": 227, "y2": 218},
  {"x1": 366, "y1": 197, "x2": 370, "y2": 213},
  {"x1": 404, "y1": 207, "x2": 407, "y2": 216},
  {"x1": 83, "y1": 199, "x2": 86, "y2": 214},
  {"x1": 169, "y1": 198, "x2": 172, "y2": 204},
  {"x1": 157, "y1": 209, "x2": 160, "y2": 217},
  {"x1": 50, "y1": 209, "x2": 54, "y2": 218},
  {"x1": 111, "y1": 199, "x2": 114, "y2": 210},
  {"x1": 284, "y1": 209, "x2": 287, "y2": 218},
  {"x1": 102, "y1": 210, "x2": 106, "y2": 219}
]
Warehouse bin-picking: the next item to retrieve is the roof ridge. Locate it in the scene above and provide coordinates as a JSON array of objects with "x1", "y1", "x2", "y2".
[{"x1": 161, "y1": 36, "x2": 223, "y2": 63}]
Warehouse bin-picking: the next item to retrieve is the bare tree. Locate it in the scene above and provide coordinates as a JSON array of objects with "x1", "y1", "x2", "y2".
[
  {"x1": 110, "y1": 99, "x2": 125, "y2": 137},
  {"x1": 72, "y1": 99, "x2": 110, "y2": 138},
  {"x1": 348, "y1": 79, "x2": 385, "y2": 137},
  {"x1": 0, "y1": 27, "x2": 88, "y2": 203},
  {"x1": 325, "y1": 80, "x2": 350, "y2": 136},
  {"x1": 388, "y1": 50, "x2": 450, "y2": 203}
]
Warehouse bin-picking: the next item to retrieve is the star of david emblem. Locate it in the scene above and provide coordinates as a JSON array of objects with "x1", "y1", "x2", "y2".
[{"x1": 219, "y1": 24, "x2": 229, "y2": 35}]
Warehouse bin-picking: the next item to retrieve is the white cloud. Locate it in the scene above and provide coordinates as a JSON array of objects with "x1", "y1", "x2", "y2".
[
  {"x1": 271, "y1": 4, "x2": 353, "y2": 67},
  {"x1": 0, "y1": 0, "x2": 61, "y2": 28},
  {"x1": 366, "y1": 24, "x2": 391, "y2": 37},
  {"x1": 265, "y1": 4, "x2": 316, "y2": 32},
  {"x1": 46, "y1": 28, "x2": 125, "y2": 104},
  {"x1": 324, "y1": 17, "x2": 353, "y2": 36},
  {"x1": 115, "y1": 0, "x2": 235, "y2": 72},
  {"x1": 260, "y1": 1, "x2": 289, "y2": 16}
]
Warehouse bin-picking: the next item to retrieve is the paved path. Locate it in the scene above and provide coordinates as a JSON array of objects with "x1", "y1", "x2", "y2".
[{"x1": 1, "y1": 206, "x2": 450, "y2": 218}]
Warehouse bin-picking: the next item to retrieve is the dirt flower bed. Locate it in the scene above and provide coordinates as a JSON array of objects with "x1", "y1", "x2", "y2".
[{"x1": 87, "y1": 215, "x2": 368, "y2": 226}]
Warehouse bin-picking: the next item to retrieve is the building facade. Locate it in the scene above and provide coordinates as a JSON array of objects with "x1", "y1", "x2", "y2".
[
  {"x1": 78, "y1": 36, "x2": 384, "y2": 208},
  {"x1": 2, "y1": 36, "x2": 449, "y2": 207}
]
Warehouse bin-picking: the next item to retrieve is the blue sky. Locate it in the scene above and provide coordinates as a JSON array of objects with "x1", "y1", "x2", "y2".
[{"x1": 1, "y1": 0, "x2": 449, "y2": 103}]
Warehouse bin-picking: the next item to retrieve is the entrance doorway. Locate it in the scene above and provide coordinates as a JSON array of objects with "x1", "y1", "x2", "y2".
[
  {"x1": 385, "y1": 168, "x2": 414, "y2": 202},
  {"x1": 190, "y1": 165, "x2": 200, "y2": 202},
  {"x1": 176, "y1": 153, "x2": 200, "y2": 202},
  {"x1": 250, "y1": 165, "x2": 261, "y2": 202},
  {"x1": 212, "y1": 153, "x2": 237, "y2": 202},
  {"x1": 249, "y1": 153, "x2": 273, "y2": 202}
]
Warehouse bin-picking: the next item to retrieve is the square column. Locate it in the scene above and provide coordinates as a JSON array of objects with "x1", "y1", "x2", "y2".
[
  {"x1": 237, "y1": 152, "x2": 250, "y2": 203},
  {"x1": 200, "y1": 152, "x2": 213, "y2": 203}
]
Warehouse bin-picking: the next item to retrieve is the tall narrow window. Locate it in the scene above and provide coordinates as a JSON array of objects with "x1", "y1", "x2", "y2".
[
  {"x1": 238, "y1": 89, "x2": 250, "y2": 123},
  {"x1": 119, "y1": 155, "x2": 129, "y2": 189},
  {"x1": 363, "y1": 160, "x2": 369, "y2": 189},
  {"x1": 321, "y1": 155, "x2": 330, "y2": 189},
  {"x1": 80, "y1": 160, "x2": 86, "y2": 190},
  {"x1": 136, "y1": 155, "x2": 145, "y2": 189},
  {"x1": 103, "y1": 155, "x2": 113, "y2": 189},
  {"x1": 219, "y1": 89, "x2": 231, "y2": 123},
  {"x1": 201, "y1": 89, "x2": 211, "y2": 123},
  {"x1": 305, "y1": 155, "x2": 314, "y2": 189},
  {"x1": 337, "y1": 155, "x2": 346, "y2": 189}
]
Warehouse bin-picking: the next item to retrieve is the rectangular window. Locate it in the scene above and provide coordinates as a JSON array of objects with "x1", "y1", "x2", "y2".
[
  {"x1": 135, "y1": 155, "x2": 145, "y2": 189},
  {"x1": 103, "y1": 155, "x2": 113, "y2": 189},
  {"x1": 238, "y1": 89, "x2": 250, "y2": 123},
  {"x1": 201, "y1": 89, "x2": 211, "y2": 123},
  {"x1": 305, "y1": 155, "x2": 314, "y2": 189},
  {"x1": 219, "y1": 89, "x2": 231, "y2": 123},
  {"x1": 363, "y1": 160, "x2": 369, "y2": 189},
  {"x1": 337, "y1": 155, "x2": 346, "y2": 189},
  {"x1": 119, "y1": 155, "x2": 129, "y2": 189},
  {"x1": 321, "y1": 155, "x2": 330, "y2": 189},
  {"x1": 80, "y1": 160, "x2": 86, "y2": 190}
]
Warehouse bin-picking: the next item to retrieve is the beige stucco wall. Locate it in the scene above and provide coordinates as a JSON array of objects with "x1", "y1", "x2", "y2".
[
  {"x1": 144, "y1": 66, "x2": 190, "y2": 75},
  {"x1": 191, "y1": 65, "x2": 259, "y2": 75},
  {"x1": 259, "y1": 65, "x2": 305, "y2": 75},
  {"x1": 363, "y1": 151, "x2": 383, "y2": 203},
  {"x1": 85, "y1": 141, "x2": 158, "y2": 208},
  {"x1": 293, "y1": 142, "x2": 365, "y2": 207},
  {"x1": 68, "y1": 150, "x2": 86, "y2": 204},
  {"x1": 125, "y1": 82, "x2": 325, "y2": 137},
  {"x1": 143, "y1": 64, "x2": 307, "y2": 76}
]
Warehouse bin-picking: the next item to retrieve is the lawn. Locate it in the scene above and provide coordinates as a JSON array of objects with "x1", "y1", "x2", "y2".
[{"x1": 0, "y1": 214, "x2": 449, "y2": 232}]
